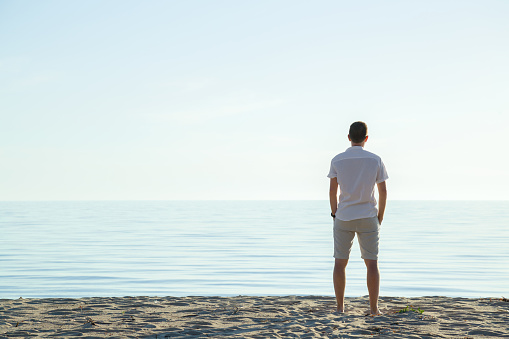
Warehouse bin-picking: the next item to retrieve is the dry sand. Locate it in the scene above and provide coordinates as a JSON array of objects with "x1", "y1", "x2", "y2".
[{"x1": 1, "y1": 295, "x2": 508, "y2": 338}]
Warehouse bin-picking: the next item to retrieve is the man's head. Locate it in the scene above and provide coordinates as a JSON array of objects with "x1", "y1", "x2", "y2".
[{"x1": 348, "y1": 121, "x2": 368, "y2": 145}]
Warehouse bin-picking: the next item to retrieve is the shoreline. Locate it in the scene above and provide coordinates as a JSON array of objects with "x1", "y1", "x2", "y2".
[{"x1": 1, "y1": 295, "x2": 508, "y2": 338}]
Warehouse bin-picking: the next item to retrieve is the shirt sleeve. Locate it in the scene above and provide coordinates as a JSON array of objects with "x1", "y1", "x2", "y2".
[
  {"x1": 327, "y1": 160, "x2": 337, "y2": 178},
  {"x1": 376, "y1": 159, "x2": 389, "y2": 183}
]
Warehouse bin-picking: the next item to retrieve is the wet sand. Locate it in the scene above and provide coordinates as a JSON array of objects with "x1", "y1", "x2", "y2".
[{"x1": 1, "y1": 295, "x2": 508, "y2": 338}]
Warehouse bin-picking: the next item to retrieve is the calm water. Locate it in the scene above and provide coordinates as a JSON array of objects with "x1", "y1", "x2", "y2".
[{"x1": 1, "y1": 201, "x2": 508, "y2": 299}]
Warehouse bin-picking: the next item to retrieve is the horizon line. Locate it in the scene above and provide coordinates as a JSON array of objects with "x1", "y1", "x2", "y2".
[{"x1": 0, "y1": 199, "x2": 508, "y2": 202}]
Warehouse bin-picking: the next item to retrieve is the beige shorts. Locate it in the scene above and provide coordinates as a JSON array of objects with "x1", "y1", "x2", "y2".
[{"x1": 333, "y1": 216, "x2": 380, "y2": 260}]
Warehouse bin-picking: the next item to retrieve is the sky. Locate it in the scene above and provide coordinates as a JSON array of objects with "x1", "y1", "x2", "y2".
[{"x1": 1, "y1": 0, "x2": 508, "y2": 200}]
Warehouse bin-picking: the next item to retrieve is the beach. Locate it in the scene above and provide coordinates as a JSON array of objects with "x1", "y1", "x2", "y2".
[{"x1": 1, "y1": 295, "x2": 508, "y2": 338}]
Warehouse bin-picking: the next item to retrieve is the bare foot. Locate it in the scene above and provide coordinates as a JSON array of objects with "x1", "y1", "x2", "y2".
[
  {"x1": 370, "y1": 309, "x2": 382, "y2": 316},
  {"x1": 336, "y1": 306, "x2": 345, "y2": 313}
]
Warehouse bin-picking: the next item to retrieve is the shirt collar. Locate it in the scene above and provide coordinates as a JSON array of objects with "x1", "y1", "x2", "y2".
[{"x1": 347, "y1": 146, "x2": 364, "y2": 151}]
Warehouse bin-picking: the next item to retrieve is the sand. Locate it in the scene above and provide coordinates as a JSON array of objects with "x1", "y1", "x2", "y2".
[{"x1": 1, "y1": 295, "x2": 508, "y2": 338}]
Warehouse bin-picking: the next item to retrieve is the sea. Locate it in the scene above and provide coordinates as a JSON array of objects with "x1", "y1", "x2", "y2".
[{"x1": 1, "y1": 200, "x2": 508, "y2": 299}]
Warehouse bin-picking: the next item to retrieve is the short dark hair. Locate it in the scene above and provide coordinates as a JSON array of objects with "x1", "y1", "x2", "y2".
[{"x1": 349, "y1": 121, "x2": 368, "y2": 143}]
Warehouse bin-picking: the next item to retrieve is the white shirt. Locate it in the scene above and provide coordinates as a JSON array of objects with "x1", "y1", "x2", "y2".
[{"x1": 327, "y1": 146, "x2": 388, "y2": 221}]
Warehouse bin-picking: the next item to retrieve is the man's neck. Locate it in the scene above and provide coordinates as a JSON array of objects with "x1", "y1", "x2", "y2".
[{"x1": 350, "y1": 143, "x2": 365, "y2": 147}]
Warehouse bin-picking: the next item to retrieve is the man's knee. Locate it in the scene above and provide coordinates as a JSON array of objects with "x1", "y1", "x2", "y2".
[
  {"x1": 364, "y1": 259, "x2": 378, "y2": 271},
  {"x1": 334, "y1": 258, "x2": 348, "y2": 270}
]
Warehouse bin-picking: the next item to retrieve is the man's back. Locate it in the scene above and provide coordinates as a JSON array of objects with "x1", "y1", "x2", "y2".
[{"x1": 328, "y1": 146, "x2": 388, "y2": 221}]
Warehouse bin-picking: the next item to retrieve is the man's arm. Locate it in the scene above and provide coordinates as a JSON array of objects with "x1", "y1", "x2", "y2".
[
  {"x1": 377, "y1": 181, "x2": 387, "y2": 224},
  {"x1": 329, "y1": 177, "x2": 338, "y2": 217}
]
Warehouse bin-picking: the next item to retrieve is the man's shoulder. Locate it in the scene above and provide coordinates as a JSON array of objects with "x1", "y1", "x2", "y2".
[
  {"x1": 360, "y1": 149, "x2": 383, "y2": 161},
  {"x1": 331, "y1": 148, "x2": 382, "y2": 162},
  {"x1": 330, "y1": 147, "x2": 358, "y2": 160},
  {"x1": 330, "y1": 151, "x2": 347, "y2": 162}
]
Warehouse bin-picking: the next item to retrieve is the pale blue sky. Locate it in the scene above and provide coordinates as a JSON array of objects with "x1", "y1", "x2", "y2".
[{"x1": 1, "y1": 0, "x2": 508, "y2": 200}]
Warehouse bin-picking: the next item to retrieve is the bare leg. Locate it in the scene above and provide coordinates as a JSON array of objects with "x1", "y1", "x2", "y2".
[
  {"x1": 333, "y1": 258, "x2": 348, "y2": 312},
  {"x1": 364, "y1": 259, "x2": 380, "y2": 315}
]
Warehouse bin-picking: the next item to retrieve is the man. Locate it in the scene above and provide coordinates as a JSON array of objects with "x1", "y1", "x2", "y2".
[{"x1": 327, "y1": 121, "x2": 388, "y2": 315}]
